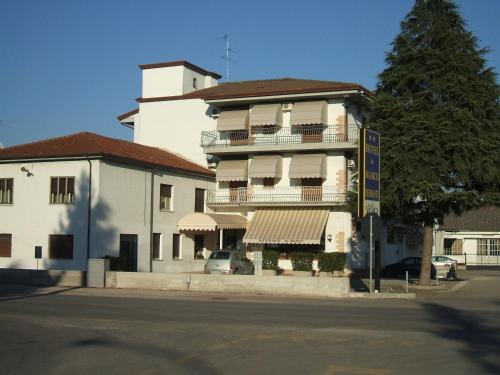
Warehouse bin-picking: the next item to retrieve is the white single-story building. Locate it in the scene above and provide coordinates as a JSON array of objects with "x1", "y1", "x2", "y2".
[
  {"x1": 434, "y1": 206, "x2": 500, "y2": 266},
  {"x1": 0, "y1": 132, "x2": 219, "y2": 272}
]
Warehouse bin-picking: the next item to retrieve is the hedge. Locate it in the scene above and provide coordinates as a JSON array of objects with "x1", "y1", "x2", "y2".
[
  {"x1": 318, "y1": 252, "x2": 346, "y2": 273},
  {"x1": 290, "y1": 252, "x2": 314, "y2": 271},
  {"x1": 262, "y1": 250, "x2": 279, "y2": 270}
]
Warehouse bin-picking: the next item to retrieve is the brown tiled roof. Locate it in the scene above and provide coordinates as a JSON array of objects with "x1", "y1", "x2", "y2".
[
  {"x1": 0, "y1": 132, "x2": 214, "y2": 178},
  {"x1": 117, "y1": 108, "x2": 139, "y2": 121},
  {"x1": 441, "y1": 206, "x2": 500, "y2": 232},
  {"x1": 139, "y1": 60, "x2": 222, "y2": 79},
  {"x1": 137, "y1": 78, "x2": 373, "y2": 103}
]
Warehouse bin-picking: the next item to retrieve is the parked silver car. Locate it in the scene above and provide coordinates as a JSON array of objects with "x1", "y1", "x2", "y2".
[
  {"x1": 431, "y1": 256, "x2": 458, "y2": 279},
  {"x1": 204, "y1": 250, "x2": 254, "y2": 275}
]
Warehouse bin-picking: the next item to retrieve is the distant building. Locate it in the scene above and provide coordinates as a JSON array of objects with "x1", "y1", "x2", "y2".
[
  {"x1": 0, "y1": 132, "x2": 215, "y2": 272},
  {"x1": 434, "y1": 206, "x2": 500, "y2": 266}
]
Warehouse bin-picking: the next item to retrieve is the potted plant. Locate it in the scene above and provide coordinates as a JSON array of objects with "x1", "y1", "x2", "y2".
[
  {"x1": 290, "y1": 252, "x2": 314, "y2": 277},
  {"x1": 262, "y1": 250, "x2": 279, "y2": 276}
]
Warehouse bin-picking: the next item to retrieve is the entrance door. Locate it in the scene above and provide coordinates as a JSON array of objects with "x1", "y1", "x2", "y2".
[
  {"x1": 194, "y1": 235, "x2": 204, "y2": 259},
  {"x1": 119, "y1": 234, "x2": 138, "y2": 272}
]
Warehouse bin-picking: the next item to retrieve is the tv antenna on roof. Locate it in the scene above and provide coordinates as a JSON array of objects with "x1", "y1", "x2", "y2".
[{"x1": 218, "y1": 33, "x2": 236, "y2": 82}]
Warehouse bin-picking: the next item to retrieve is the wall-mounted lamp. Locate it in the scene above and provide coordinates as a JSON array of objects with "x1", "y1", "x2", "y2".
[
  {"x1": 327, "y1": 234, "x2": 332, "y2": 242},
  {"x1": 21, "y1": 166, "x2": 33, "y2": 177}
]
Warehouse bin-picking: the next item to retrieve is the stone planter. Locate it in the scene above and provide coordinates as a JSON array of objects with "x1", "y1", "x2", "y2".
[
  {"x1": 292, "y1": 270, "x2": 313, "y2": 277},
  {"x1": 320, "y1": 271, "x2": 333, "y2": 277},
  {"x1": 333, "y1": 270, "x2": 344, "y2": 277},
  {"x1": 262, "y1": 269, "x2": 277, "y2": 276}
]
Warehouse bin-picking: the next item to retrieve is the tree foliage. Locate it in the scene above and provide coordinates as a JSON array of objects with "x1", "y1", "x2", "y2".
[{"x1": 370, "y1": 0, "x2": 500, "y2": 226}]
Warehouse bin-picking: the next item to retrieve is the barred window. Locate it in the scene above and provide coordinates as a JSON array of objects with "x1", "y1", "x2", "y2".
[
  {"x1": 478, "y1": 238, "x2": 500, "y2": 256},
  {"x1": 50, "y1": 177, "x2": 75, "y2": 204},
  {"x1": 0, "y1": 178, "x2": 13, "y2": 204}
]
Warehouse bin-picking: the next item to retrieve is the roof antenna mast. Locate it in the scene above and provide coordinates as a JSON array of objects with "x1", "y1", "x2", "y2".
[{"x1": 218, "y1": 33, "x2": 236, "y2": 82}]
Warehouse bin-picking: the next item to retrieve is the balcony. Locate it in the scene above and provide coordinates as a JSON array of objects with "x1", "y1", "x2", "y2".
[
  {"x1": 206, "y1": 185, "x2": 347, "y2": 207},
  {"x1": 201, "y1": 124, "x2": 359, "y2": 154}
]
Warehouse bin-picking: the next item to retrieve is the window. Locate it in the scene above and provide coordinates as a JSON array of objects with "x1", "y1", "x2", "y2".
[
  {"x1": 153, "y1": 233, "x2": 162, "y2": 260},
  {"x1": 160, "y1": 184, "x2": 172, "y2": 211},
  {"x1": 444, "y1": 239, "x2": 463, "y2": 255},
  {"x1": 195, "y1": 188, "x2": 205, "y2": 213},
  {"x1": 263, "y1": 178, "x2": 274, "y2": 188},
  {"x1": 0, "y1": 178, "x2": 13, "y2": 204},
  {"x1": 172, "y1": 234, "x2": 181, "y2": 260},
  {"x1": 50, "y1": 177, "x2": 75, "y2": 204},
  {"x1": 49, "y1": 235, "x2": 73, "y2": 259},
  {"x1": 478, "y1": 238, "x2": 500, "y2": 256},
  {"x1": 0, "y1": 234, "x2": 12, "y2": 257},
  {"x1": 192, "y1": 77, "x2": 198, "y2": 89}
]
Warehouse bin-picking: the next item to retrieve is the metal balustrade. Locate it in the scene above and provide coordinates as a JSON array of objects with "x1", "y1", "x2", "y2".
[
  {"x1": 206, "y1": 185, "x2": 348, "y2": 206},
  {"x1": 201, "y1": 124, "x2": 359, "y2": 148}
]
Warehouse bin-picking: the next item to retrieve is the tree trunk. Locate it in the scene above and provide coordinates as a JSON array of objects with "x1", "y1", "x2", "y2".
[{"x1": 419, "y1": 224, "x2": 434, "y2": 286}]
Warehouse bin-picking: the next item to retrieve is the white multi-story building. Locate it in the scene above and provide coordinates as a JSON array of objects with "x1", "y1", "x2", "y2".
[
  {"x1": 0, "y1": 132, "x2": 215, "y2": 272},
  {"x1": 118, "y1": 60, "x2": 375, "y2": 270}
]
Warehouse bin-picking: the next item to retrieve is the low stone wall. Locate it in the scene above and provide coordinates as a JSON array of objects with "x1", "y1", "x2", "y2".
[
  {"x1": 0, "y1": 269, "x2": 85, "y2": 287},
  {"x1": 106, "y1": 271, "x2": 350, "y2": 298}
]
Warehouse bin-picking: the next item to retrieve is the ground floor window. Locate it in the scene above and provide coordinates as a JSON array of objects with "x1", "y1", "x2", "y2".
[
  {"x1": 172, "y1": 234, "x2": 181, "y2": 260},
  {"x1": 153, "y1": 233, "x2": 162, "y2": 260},
  {"x1": 444, "y1": 238, "x2": 463, "y2": 255},
  {"x1": 0, "y1": 234, "x2": 12, "y2": 257},
  {"x1": 49, "y1": 235, "x2": 73, "y2": 259},
  {"x1": 119, "y1": 234, "x2": 138, "y2": 272},
  {"x1": 478, "y1": 238, "x2": 500, "y2": 256}
]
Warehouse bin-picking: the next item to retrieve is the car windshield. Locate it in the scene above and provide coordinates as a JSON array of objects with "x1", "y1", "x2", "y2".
[{"x1": 209, "y1": 251, "x2": 231, "y2": 260}]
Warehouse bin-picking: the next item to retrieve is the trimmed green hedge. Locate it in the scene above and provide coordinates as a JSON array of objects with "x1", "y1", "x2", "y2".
[
  {"x1": 262, "y1": 250, "x2": 279, "y2": 270},
  {"x1": 318, "y1": 252, "x2": 346, "y2": 273},
  {"x1": 290, "y1": 252, "x2": 314, "y2": 271}
]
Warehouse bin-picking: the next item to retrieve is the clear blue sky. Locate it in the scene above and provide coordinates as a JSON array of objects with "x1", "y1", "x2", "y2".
[{"x1": 1, "y1": 0, "x2": 498, "y2": 147}]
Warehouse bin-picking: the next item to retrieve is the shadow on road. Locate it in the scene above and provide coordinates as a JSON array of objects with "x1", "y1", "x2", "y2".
[
  {"x1": 421, "y1": 302, "x2": 500, "y2": 374},
  {"x1": 0, "y1": 285, "x2": 81, "y2": 302}
]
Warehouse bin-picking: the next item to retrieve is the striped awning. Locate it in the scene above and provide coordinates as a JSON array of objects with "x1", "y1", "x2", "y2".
[
  {"x1": 217, "y1": 110, "x2": 249, "y2": 131},
  {"x1": 243, "y1": 208, "x2": 329, "y2": 244},
  {"x1": 249, "y1": 104, "x2": 283, "y2": 127},
  {"x1": 289, "y1": 154, "x2": 327, "y2": 179},
  {"x1": 178, "y1": 213, "x2": 247, "y2": 231},
  {"x1": 290, "y1": 100, "x2": 328, "y2": 126},
  {"x1": 216, "y1": 160, "x2": 248, "y2": 182},
  {"x1": 248, "y1": 155, "x2": 282, "y2": 178}
]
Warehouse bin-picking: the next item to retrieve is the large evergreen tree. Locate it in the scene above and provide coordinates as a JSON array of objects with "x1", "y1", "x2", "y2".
[{"x1": 370, "y1": 0, "x2": 500, "y2": 284}]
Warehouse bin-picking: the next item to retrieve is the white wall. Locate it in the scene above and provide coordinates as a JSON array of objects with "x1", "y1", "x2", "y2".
[
  {"x1": 136, "y1": 99, "x2": 216, "y2": 166},
  {"x1": 0, "y1": 160, "x2": 100, "y2": 270},
  {"x1": 142, "y1": 66, "x2": 185, "y2": 98}
]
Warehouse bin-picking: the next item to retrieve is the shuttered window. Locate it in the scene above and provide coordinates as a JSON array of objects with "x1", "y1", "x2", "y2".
[
  {"x1": 0, "y1": 178, "x2": 13, "y2": 204},
  {"x1": 50, "y1": 177, "x2": 75, "y2": 204},
  {"x1": 0, "y1": 234, "x2": 12, "y2": 257},
  {"x1": 195, "y1": 188, "x2": 205, "y2": 213},
  {"x1": 160, "y1": 184, "x2": 173, "y2": 211},
  {"x1": 49, "y1": 235, "x2": 73, "y2": 259}
]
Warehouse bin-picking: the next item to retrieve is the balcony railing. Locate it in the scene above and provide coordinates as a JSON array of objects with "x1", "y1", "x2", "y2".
[
  {"x1": 201, "y1": 124, "x2": 359, "y2": 148},
  {"x1": 206, "y1": 185, "x2": 347, "y2": 206}
]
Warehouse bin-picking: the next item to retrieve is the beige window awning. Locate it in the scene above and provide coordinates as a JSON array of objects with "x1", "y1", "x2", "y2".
[
  {"x1": 178, "y1": 213, "x2": 247, "y2": 231},
  {"x1": 249, "y1": 104, "x2": 283, "y2": 127},
  {"x1": 243, "y1": 208, "x2": 329, "y2": 244},
  {"x1": 217, "y1": 110, "x2": 249, "y2": 131},
  {"x1": 290, "y1": 100, "x2": 328, "y2": 126},
  {"x1": 216, "y1": 160, "x2": 248, "y2": 182},
  {"x1": 289, "y1": 154, "x2": 327, "y2": 179},
  {"x1": 249, "y1": 155, "x2": 282, "y2": 179}
]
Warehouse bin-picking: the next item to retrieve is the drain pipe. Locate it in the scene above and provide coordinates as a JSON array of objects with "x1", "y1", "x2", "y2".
[
  {"x1": 150, "y1": 170, "x2": 155, "y2": 272},
  {"x1": 86, "y1": 158, "x2": 92, "y2": 268}
]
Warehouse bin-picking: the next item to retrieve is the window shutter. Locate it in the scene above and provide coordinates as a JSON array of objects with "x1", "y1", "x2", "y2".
[{"x1": 0, "y1": 234, "x2": 12, "y2": 257}]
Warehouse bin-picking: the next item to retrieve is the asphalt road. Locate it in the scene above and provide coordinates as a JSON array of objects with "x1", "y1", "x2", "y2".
[{"x1": 0, "y1": 271, "x2": 499, "y2": 375}]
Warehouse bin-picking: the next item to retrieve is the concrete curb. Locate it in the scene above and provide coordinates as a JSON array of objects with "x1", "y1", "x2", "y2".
[{"x1": 348, "y1": 292, "x2": 416, "y2": 299}]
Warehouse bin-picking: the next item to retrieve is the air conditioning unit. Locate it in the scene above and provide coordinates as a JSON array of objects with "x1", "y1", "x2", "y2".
[
  {"x1": 282, "y1": 103, "x2": 293, "y2": 111},
  {"x1": 347, "y1": 159, "x2": 356, "y2": 169},
  {"x1": 207, "y1": 162, "x2": 217, "y2": 170}
]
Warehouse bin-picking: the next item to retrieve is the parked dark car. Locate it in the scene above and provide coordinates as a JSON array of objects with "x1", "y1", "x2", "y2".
[{"x1": 382, "y1": 257, "x2": 435, "y2": 278}]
